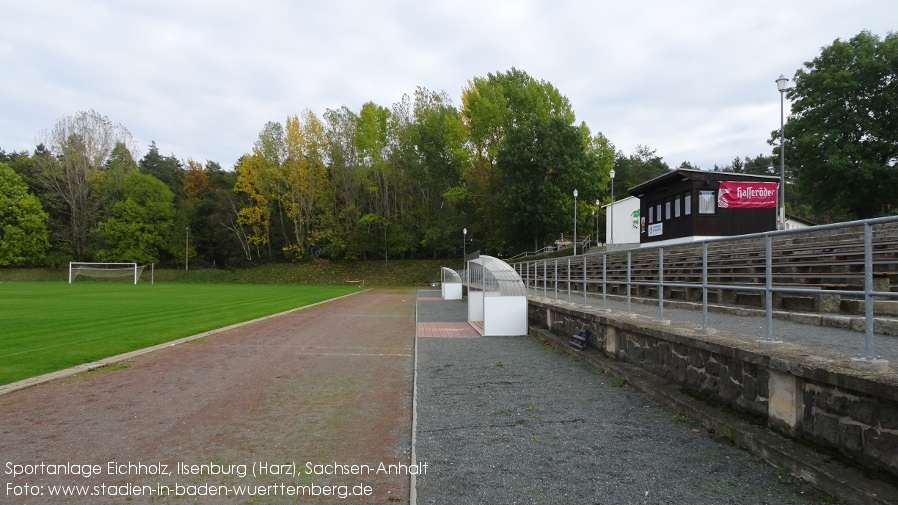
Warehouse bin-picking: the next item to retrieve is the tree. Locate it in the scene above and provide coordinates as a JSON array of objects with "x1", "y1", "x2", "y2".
[
  {"x1": 233, "y1": 150, "x2": 273, "y2": 258},
  {"x1": 714, "y1": 154, "x2": 775, "y2": 175},
  {"x1": 782, "y1": 30, "x2": 898, "y2": 219},
  {"x1": 95, "y1": 172, "x2": 175, "y2": 264},
  {"x1": 611, "y1": 145, "x2": 671, "y2": 196},
  {"x1": 278, "y1": 111, "x2": 329, "y2": 258},
  {"x1": 139, "y1": 141, "x2": 184, "y2": 199},
  {"x1": 323, "y1": 106, "x2": 363, "y2": 258},
  {"x1": 233, "y1": 121, "x2": 295, "y2": 259},
  {"x1": 35, "y1": 110, "x2": 136, "y2": 260},
  {"x1": 189, "y1": 161, "x2": 248, "y2": 266},
  {"x1": 355, "y1": 101, "x2": 393, "y2": 259},
  {"x1": 183, "y1": 158, "x2": 210, "y2": 202},
  {"x1": 0, "y1": 148, "x2": 37, "y2": 188},
  {"x1": 497, "y1": 116, "x2": 602, "y2": 253},
  {"x1": 461, "y1": 68, "x2": 579, "y2": 252},
  {"x1": 407, "y1": 88, "x2": 471, "y2": 258},
  {"x1": 0, "y1": 162, "x2": 51, "y2": 266},
  {"x1": 100, "y1": 142, "x2": 139, "y2": 205}
]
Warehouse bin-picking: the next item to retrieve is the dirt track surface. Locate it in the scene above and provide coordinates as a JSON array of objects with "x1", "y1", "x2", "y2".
[{"x1": 0, "y1": 289, "x2": 415, "y2": 504}]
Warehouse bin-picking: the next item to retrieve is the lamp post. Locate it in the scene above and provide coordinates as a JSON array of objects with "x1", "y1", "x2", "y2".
[
  {"x1": 776, "y1": 74, "x2": 788, "y2": 230},
  {"x1": 609, "y1": 169, "x2": 616, "y2": 247},
  {"x1": 185, "y1": 227, "x2": 190, "y2": 271},
  {"x1": 463, "y1": 227, "x2": 467, "y2": 285},
  {"x1": 573, "y1": 189, "x2": 578, "y2": 256},
  {"x1": 595, "y1": 199, "x2": 600, "y2": 246}
]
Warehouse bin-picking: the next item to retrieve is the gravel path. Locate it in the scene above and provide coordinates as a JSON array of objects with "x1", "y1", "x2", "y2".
[{"x1": 414, "y1": 290, "x2": 826, "y2": 505}]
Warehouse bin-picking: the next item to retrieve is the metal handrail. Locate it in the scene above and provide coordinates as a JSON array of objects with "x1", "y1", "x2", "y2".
[
  {"x1": 507, "y1": 245, "x2": 557, "y2": 261},
  {"x1": 511, "y1": 215, "x2": 898, "y2": 367}
]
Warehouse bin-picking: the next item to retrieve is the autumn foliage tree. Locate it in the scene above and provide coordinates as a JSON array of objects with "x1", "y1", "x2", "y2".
[
  {"x1": 10, "y1": 68, "x2": 649, "y2": 267},
  {"x1": 233, "y1": 148, "x2": 273, "y2": 258}
]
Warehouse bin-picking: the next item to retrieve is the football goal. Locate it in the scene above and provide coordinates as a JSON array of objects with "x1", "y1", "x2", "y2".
[{"x1": 68, "y1": 262, "x2": 146, "y2": 284}]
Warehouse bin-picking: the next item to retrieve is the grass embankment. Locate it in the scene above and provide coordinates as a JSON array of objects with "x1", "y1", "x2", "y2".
[
  {"x1": 0, "y1": 282, "x2": 358, "y2": 386},
  {"x1": 0, "y1": 258, "x2": 454, "y2": 286}
]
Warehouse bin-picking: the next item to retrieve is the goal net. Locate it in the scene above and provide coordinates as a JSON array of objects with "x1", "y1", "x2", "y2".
[{"x1": 68, "y1": 262, "x2": 145, "y2": 284}]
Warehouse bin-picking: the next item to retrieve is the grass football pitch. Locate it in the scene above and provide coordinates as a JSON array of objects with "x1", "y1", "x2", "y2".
[{"x1": 0, "y1": 281, "x2": 358, "y2": 386}]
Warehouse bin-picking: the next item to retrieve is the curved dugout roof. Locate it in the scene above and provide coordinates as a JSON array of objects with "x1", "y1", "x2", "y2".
[
  {"x1": 468, "y1": 255, "x2": 527, "y2": 297},
  {"x1": 441, "y1": 267, "x2": 462, "y2": 283}
]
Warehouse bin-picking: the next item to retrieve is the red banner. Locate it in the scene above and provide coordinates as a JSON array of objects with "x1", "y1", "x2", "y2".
[{"x1": 717, "y1": 182, "x2": 778, "y2": 209}]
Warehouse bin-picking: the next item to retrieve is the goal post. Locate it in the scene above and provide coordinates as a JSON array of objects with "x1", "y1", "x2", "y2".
[{"x1": 68, "y1": 262, "x2": 145, "y2": 284}]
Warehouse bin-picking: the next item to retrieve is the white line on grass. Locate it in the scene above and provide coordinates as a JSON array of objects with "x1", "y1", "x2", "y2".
[{"x1": 4, "y1": 335, "x2": 108, "y2": 357}]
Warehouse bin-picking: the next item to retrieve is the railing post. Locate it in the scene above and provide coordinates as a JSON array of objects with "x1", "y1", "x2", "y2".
[
  {"x1": 529, "y1": 261, "x2": 533, "y2": 295},
  {"x1": 698, "y1": 242, "x2": 715, "y2": 334},
  {"x1": 626, "y1": 250, "x2": 632, "y2": 315},
  {"x1": 657, "y1": 247, "x2": 669, "y2": 324},
  {"x1": 765, "y1": 236, "x2": 773, "y2": 340},
  {"x1": 583, "y1": 255, "x2": 588, "y2": 307},
  {"x1": 567, "y1": 257, "x2": 572, "y2": 303},
  {"x1": 554, "y1": 259, "x2": 558, "y2": 300},
  {"x1": 602, "y1": 253, "x2": 608, "y2": 311},
  {"x1": 524, "y1": 262, "x2": 529, "y2": 296},
  {"x1": 851, "y1": 223, "x2": 887, "y2": 371},
  {"x1": 865, "y1": 223, "x2": 874, "y2": 359},
  {"x1": 543, "y1": 260, "x2": 548, "y2": 298},
  {"x1": 759, "y1": 235, "x2": 781, "y2": 346}
]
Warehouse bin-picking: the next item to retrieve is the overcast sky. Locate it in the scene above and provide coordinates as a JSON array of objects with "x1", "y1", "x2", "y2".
[{"x1": 2, "y1": 0, "x2": 895, "y2": 171}]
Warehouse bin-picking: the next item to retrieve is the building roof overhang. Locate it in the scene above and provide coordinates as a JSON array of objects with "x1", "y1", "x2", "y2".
[{"x1": 627, "y1": 169, "x2": 780, "y2": 199}]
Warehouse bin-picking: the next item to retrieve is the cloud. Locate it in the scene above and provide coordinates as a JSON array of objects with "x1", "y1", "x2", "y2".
[{"x1": 1, "y1": 0, "x2": 896, "y2": 170}]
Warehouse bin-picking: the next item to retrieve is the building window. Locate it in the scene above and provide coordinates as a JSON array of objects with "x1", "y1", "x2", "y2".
[
  {"x1": 665, "y1": 199, "x2": 671, "y2": 220},
  {"x1": 674, "y1": 195, "x2": 681, "y2": 217},
  {"x1": 684, "y1": 191, "x2": 692, "y2": 216},
  {"x1": 656, "y1": 202, "x2": 661, "y2": 221},
  {"x1": 648, "y1": 206, "x2": 654, "y2": 223},
  {"x1": 698, "y1": 190, "x2": 715, "y2": 214}
]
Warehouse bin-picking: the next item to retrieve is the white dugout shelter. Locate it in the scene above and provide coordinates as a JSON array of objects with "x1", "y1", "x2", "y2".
[
  {"x1": 466, "y1": 255, "x2": 528, "y2": 336},
  {"x1": 440, "y1": 267, "x2": 463, "y2": 300}
]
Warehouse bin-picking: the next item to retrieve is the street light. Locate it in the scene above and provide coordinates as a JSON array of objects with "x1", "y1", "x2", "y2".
[
  {"x1": 776, "y1": 74, "x2": 789, "y2": 230},
  {"x1": 463, "y1": 228, "x2": 468, "y2": 286},
  {"x1": 185, "y1": 227, "x2": 190, "y2": 271},
  {"x1": 609, "y1": 169, "x2": 616, "y2": 247},
  {"x1": 595, "y1": 199, "x2": 600, "y2": 246},
  {"x1": 573, "y1": 189, "x2": 578, "y2": 256},
  {"x1": 594, "y1": 198, "x2": 601, "y2": 249}
]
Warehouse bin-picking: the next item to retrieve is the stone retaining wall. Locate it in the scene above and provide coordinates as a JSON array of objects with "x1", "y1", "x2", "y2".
[{"x1": 528, "y1": 297, "x2": 898, "y2": 479}]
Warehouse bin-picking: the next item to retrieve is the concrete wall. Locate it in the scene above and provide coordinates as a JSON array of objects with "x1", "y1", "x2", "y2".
[{"x1": 528, "y1": 297, "x2": 898, "y2": 480}]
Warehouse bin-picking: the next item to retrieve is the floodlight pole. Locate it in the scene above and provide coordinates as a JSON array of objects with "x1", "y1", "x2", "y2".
[
  {"x1": 573, "y1": 189, "x2": 578, "y2": 256},
  {"x1": 185, "y1": 227, "x2": 190, "y2": 271}
]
